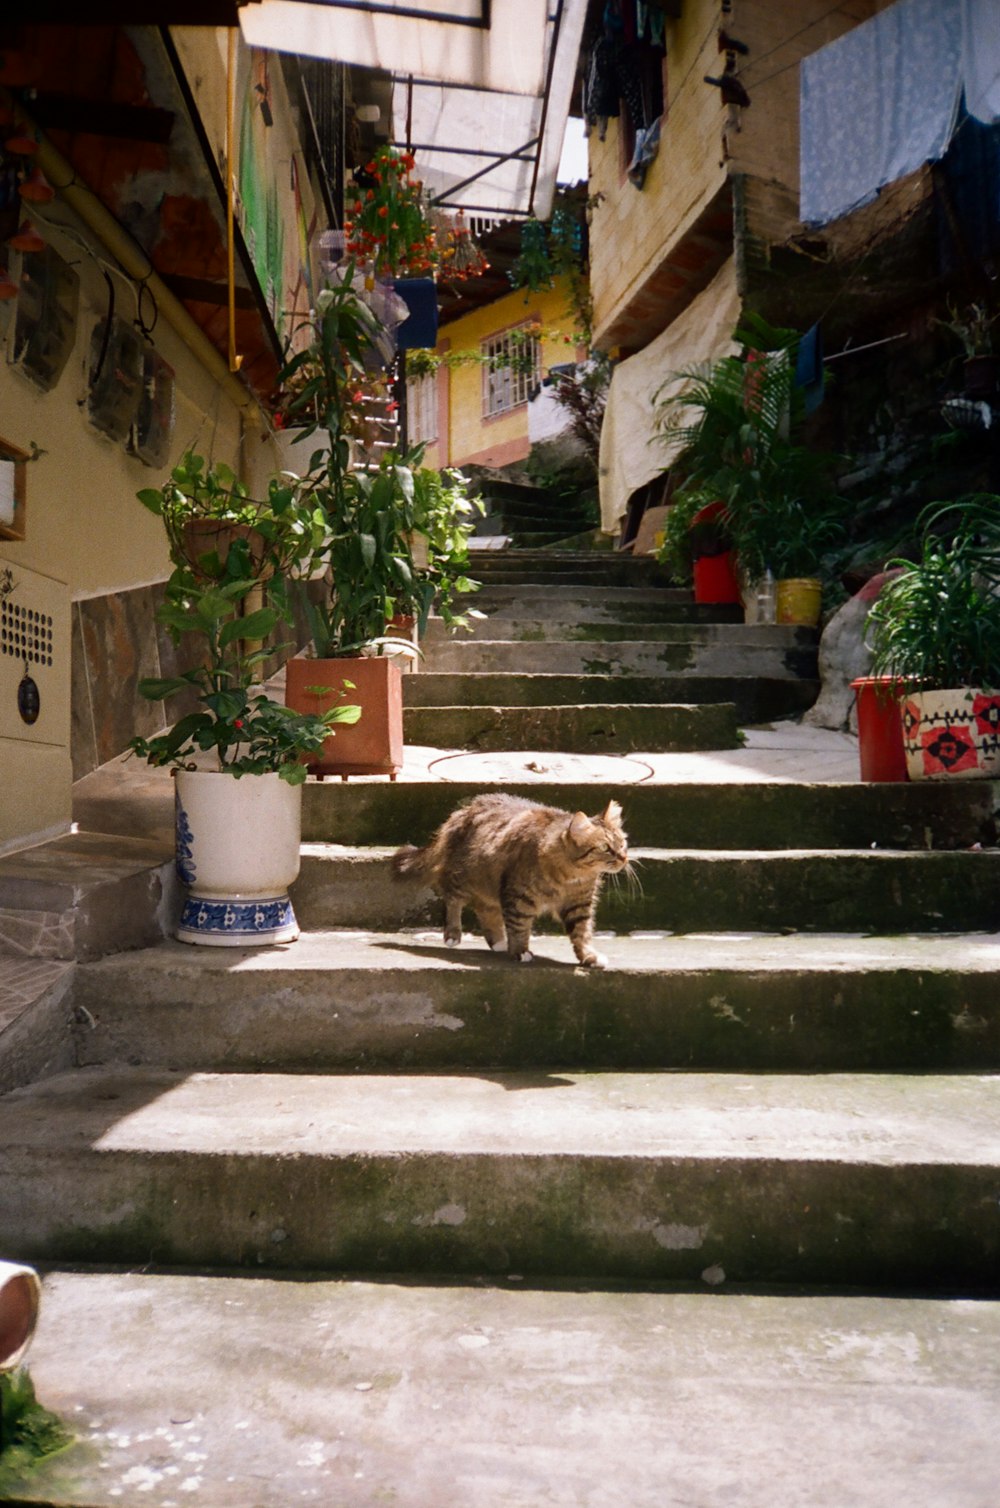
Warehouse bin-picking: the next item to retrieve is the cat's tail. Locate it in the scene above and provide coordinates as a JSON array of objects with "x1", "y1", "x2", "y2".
[{"x1": 392, "y1": 843, "x2": 432, "y2": 880}]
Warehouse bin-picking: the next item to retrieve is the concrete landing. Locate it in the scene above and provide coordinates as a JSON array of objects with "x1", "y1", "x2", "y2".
[{"x1": 8, "y1": 1271, "x2": 1000, "y2": 1508}]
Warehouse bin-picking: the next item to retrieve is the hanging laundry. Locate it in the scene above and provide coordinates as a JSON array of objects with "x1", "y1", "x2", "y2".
[
  {"x1": 794, "y1": 323, "x2": 825, "y2": 414},
  {"x1": 960, "y1": 0, "x2": 1000, "y2": 125},
  {"x1": 628, "y1": 115, "x2": 661, "y2": 190},
  {"x1": 800, "y1": 0, "x2": 962, "y2": 226},
  {"x1": 583, "y1": 37, "x2": 622, "y2": 140}
]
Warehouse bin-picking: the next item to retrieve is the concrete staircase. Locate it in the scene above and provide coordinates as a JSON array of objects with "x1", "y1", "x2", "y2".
[{"x1": 3, "y1": 549, "x2": 1000, "y2": 1505}]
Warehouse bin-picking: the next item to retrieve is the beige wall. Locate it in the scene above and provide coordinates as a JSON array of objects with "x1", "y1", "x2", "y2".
[{"x1": 0, "y1": 200, "x2": 246, "y2": 852}]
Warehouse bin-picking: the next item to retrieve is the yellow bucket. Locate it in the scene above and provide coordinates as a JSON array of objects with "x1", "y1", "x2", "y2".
[{"x1": 775, "y1": 577, "x2": 822, "y2": 626}]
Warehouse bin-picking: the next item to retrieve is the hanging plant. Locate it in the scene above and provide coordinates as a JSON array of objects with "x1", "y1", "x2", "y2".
[{"x1": 344, "y1": 146, "x2": 438, "y2": 279}]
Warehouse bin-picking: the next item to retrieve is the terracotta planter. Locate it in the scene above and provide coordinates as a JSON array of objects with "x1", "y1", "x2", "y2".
[
  {"x1": 775, "y1": 576, "x2": 822, "y2": 626},
  {"x1": 174, "y1": 769, "x2": 302, "y2": 945},
  {"x1": 692, "y1": 550, "x2": 741, "y2": 604},
  {"x1": 900, "y1": 687, "x2": 1000, "y2": 780},
  {"x1": 286, "y1": 655, "x2": 403, "y2": 779},
  {"x1": 850, "y1": 677, "x2": 908, "y2": 782},
  {"x1": 0, "y1": 1260, "x2": 41, "y2": 1370}
]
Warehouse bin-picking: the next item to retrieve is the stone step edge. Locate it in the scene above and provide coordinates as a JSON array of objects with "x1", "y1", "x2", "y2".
[{"x1": 4, "y1": 1068, "x2": 998, "y2": 1285}]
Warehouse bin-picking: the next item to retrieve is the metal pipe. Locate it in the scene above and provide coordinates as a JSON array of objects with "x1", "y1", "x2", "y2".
[{"x1": 2, "y1": 90, "x2": 259, "y2": 417}]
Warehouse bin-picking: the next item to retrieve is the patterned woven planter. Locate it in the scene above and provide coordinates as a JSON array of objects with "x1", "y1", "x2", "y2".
[{"x1": 900, "y1": 687, "x2": 1000, "y2": 780}]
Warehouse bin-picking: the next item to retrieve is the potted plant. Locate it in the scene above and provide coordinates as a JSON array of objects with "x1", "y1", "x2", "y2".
[
  {"x1": 655, "y1": 338, "x2": 844, "y2": 625},
  {"x1": 866, "y1": 496, "x2": 1000, "y2": 780},
  {"x1": 655, "y1": 485, "x2": 739, "y2": 603},
  {"x1": 936, "y1": 300, "x2": 1000, "y2": 399},
  {"x1": 730, "y1": 445, "x2": 848, "y2": 626},
  {"x1": 277, "y1": 272, "x2": 427, "y2": 778},
  {"x1": 137, "y1": 450, "x2": 326, "y2": 583},
  {"x1": 129, "y1": 547, "x2": 360, "y2": 944}
]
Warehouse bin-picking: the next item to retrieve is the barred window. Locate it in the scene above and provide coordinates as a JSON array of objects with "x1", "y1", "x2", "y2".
[
  {"x1": 407, "y1": 372, "x2": 438, "y2": 445},
  {"x1": 481, "y1": 325, "x2": 541, "y2": 417}
]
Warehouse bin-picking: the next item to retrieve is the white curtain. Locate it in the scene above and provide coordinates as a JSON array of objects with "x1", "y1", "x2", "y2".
[{"x1": 598, "y1": 259, "x2": 741, "y2": 536}]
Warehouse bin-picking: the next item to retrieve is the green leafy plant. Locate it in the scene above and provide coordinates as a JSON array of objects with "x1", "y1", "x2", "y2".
[
  {"x1": 655, "y1": 333, "x2": 846, "y2": 585},
  {"x1": 411, "y1": 465, "x2": 484, "y2": 630},
  {"x1": 656, "y1": 489, "x2": 731, "y2": 584},
  {"x1": 137, "y1": 451, "x2": 326, "y2": 581},
  {"x1": 129, "y1": 557, "x2": 360, "y2": 782},
  {"x1": 278, "y1": 269, "x2": 471, "y2": 658},
  {"x1": 0, "y1": 1370, "x2": 72, "y2": 1491},
  {"x1": 867, "y1": 495, "x2": 1000, "y2": 690},
  {"x1": 935, "y1": 301, "x2": 1000, "y2": 358}
]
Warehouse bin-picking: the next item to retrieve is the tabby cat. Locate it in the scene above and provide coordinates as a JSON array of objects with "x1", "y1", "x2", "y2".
[{"x1": 392, "y1": 793, "x2": 628, "y2": 967}]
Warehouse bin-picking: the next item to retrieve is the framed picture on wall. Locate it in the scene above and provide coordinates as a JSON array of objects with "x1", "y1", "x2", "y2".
[{"x1": 0, "y1": 437, "x2": 28, "y2": 541}]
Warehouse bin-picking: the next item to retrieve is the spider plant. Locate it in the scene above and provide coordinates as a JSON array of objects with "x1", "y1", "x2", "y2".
[{"x1": 866, "y1": 495, "x2": 1000, "y2": 690}]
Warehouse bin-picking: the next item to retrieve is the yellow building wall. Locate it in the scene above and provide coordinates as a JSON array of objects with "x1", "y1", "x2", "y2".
[
  {"x1": 431, "y1": 278, "x2": 582, "y2": 470},
  {"x1": 589, "y1": 1, "x2": 726, "y2": 349}
]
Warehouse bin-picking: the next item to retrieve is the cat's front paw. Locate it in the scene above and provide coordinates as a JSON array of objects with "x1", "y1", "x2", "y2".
[
  {"x1": 513, "y1": 950, "x2": 534, "y2": 964},
  {"x1": 444, "y1": 929, "x2": 462, "y2": 947},
  {"x1": 490, "y1": 939, "x2": 507, "y2": 952},
  {"x1": 580, "y1": 950, "x2": 608, "y2": 969}
]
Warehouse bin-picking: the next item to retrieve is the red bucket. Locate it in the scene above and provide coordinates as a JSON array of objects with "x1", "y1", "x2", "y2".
[{"x1": 851, "y1": 676, "x2": 908, "y2": 782}]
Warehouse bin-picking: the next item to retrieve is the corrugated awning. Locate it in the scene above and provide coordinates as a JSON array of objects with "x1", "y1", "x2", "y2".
[{"x1": 239, "y1": 0, "x2": 587, "y2": 219}]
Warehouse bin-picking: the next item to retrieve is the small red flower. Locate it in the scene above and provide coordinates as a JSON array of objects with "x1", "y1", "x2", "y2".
[
  {"x1": 234, "y1": 718, "x2": 244, "y2": 729},
  {"x1": 377, "y1": 204, "x2": 388, "y2": 218}
]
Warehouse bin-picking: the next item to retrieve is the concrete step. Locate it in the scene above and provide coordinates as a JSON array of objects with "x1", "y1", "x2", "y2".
[
  {"x1": 423, "y1": 617, "x2": 814, "y2": 644},
  {"x1": 403, "y1": 671, "x2": 818, "y2": 721},
  {"x1": 0, "y1": 831, "x2": 175, "y2": 962},
  {"x1": 69, "y1": 931, "x2": 1000, "y2": 1074},
  {"x1": 401, "y1": 701, "x2": 739, "y2": 754},
  {"x1": 3, "y1": 1064, "x2": 999, "y2": 1287},
  {"x1": 291, "y1": 845, "x2": 1000, "y2": 934},
  {"x1": 10, "y1": 1270, "x2": 1000, "y2": 1508},
  {"x1": 420, "y1": 637, "x2": 818, "y2": 679},
  {"x1": 301, "y1": 776, "x2": 999, "y2": 851},
  {"x1": 468, "y1": 561, "x2": 673, "y2": 588},
  {"x1": 467, "y1": 583, "x2": 731, "y2": 619}
]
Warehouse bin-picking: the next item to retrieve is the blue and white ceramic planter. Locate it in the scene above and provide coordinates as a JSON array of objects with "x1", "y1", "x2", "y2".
[{"x1": 174, "y1": 768, "x2": 303, "y2": 946}]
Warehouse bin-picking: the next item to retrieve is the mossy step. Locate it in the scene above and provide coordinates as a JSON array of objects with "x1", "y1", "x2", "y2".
[
  {"x1": 419, "y1": 638, "x2": 818, "y2": 680},
  {"x1": 404, "y1": 671, "x2": 817, "y2": 722},
  {"x1": 401, "y1": 701, "x2": 739, "y2": 755},
  {"x1": 70, "y1": 930, "x2": 1000, "y2": 1075},
  {"x1": 4, "y1": 1065, "x2": 999, "y2": 1286},
  {"x1": 424, "y1": 618, "x2": 812, "y2": 644},
  {"x1": 291, "y1": 845, "x2": 1000, "y2": 935},
  {"x1": 302, "y1": 775, "x2": 998, "y2": 851}
]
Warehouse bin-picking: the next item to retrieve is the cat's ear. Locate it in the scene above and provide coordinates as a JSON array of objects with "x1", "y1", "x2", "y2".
[
  {"x1": 603, "y1": 800, "x2": 623, "y2": 825},
  {"x1": 569, "y1": 811, "x2": 593, "y2": 844}
]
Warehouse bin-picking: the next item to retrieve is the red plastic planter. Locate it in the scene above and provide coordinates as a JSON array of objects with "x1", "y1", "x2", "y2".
[
  {"x1": 692, "y1": 549, "x2": 741, "y2": 604},
  {"x1": 851, "y1": 676, "x2": 908, "y2": 782}
]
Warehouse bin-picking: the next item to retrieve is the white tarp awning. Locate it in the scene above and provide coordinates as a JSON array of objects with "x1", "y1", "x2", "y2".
[
  {"x1": 240, "y1": 0, "x2": 587, "y2": 220},
  {"x1": 599, "y1": 259, "x2": 742, "y2": 535}
]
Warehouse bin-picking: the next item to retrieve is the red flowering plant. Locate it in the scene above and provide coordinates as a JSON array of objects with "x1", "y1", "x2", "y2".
[{"x1": 345, "y1": 146, "x2": 437, "y2": 278}]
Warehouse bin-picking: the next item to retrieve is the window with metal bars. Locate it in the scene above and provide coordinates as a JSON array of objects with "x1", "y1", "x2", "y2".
[{"x1": 481, "y1": 325, "x2": 541, "y2": 417}]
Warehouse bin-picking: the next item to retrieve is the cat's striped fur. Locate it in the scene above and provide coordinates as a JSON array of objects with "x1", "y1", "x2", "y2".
[{"x1": 392, "y1": 793, "x2": 628, "y2": 967}]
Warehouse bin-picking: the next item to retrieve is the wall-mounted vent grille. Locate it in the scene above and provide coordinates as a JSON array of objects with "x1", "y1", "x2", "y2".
[{"x1": 1, "y1": 599, "x2": 54, "y2": 667}]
